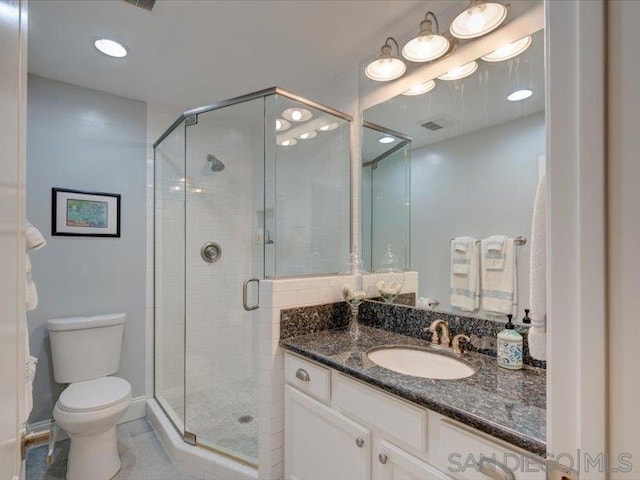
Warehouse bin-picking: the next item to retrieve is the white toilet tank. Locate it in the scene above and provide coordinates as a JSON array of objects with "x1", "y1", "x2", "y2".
[{"x1": 47, "y1": 313, "x2": 126, "y2": 384}]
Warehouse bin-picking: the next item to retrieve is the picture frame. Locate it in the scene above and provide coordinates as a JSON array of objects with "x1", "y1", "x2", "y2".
[{"x1": 52, "y1": 188, "x2": 121, "y2": 237}]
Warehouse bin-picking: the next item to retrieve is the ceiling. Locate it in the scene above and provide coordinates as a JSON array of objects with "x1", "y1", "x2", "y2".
[
  {"x1": 363, "y1": 29, "x2": 545, "y2": 156},
  {"x1": 28, "y1": 0, "x2": 438, "y2": 111}
]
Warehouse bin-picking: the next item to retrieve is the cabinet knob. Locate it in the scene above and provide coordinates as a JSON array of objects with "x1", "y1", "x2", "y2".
[
  {"x1": 295, "y1": 368, "x2": 310, "y2": 382},
  {"x1": 378, "y1": 453, "x2": 388, "y2": 464},
  {"x1": 355, "y1": 438, "x2": 365, "y2": 448}
]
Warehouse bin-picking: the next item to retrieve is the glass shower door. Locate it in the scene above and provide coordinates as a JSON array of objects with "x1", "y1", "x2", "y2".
[{"x1": 183, "y1": 98, "x2": 265, "y2": 464}]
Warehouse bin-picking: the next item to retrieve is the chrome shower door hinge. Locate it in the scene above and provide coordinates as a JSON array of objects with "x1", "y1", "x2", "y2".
[{"x1": 185, "y1": 114, "x2": 198, "y2": 126}]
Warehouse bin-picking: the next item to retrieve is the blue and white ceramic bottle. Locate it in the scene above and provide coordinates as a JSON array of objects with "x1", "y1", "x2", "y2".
[{"x1": 497, "y1": 314, "x2": 523, "y2": 370}]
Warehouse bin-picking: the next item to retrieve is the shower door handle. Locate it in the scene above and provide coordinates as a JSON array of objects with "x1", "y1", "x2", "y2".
[{"x1": 243, "y1": 278, "x2": 260, "y2": 311}]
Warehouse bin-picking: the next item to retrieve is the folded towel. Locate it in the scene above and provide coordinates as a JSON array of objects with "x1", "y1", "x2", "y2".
[
  {"x1": 528, "y1": 174, "x2": 547, "y2": 360},
  {"x1": 484, "y1": 235, "x2": 507, "y2": 270},
  {"x1": 482, "y1": 237, "x2": 517, "y2": 315},
  {"x1": 452, "y1": 236, "x2": 474, "y2": 253},
  {"x1": 450, "y1": 238, "x2": 479, "y2": 311},
  {"x1": 25, "y1": 220, "x2": 46, "y2": 252},
  {"x1": 26, "y1": 270, "x2": 38, "y2": 311}
]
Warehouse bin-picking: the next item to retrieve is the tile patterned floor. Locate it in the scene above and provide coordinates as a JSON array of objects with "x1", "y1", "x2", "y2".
[
  {"x1": 161, "y1": 378, "x2": 258, "y2": 461},
  {"x1": 26, "y1": 419, "x2": 198, "y2": 480}
]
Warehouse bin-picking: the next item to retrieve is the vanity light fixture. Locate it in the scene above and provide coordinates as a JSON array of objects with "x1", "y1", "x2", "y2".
[
  {"x1": 297, "y1": 131, "x2": 317, "y2": 140},
  {"x1": 507, "y1": 89, "x2": 533, "y2": 101},
  {"x1": 278, "y1": 138, "x2": 298, "y2": 147},
  {"x1": 402, "y1": 79, "x2": 437, "y2": 96},
  {"x1": 450, "y1": 1, "x2": 508, "y2": 40},
  {"x1": 275, "y1": 118, "x2": 290, "y2": 132},
  {"x1": 94, "y1": 38, "x2": 128, "y2": 58},
  {"x1": 319, "y1": 122, "x2": 339, "y2": 131},
  {"x1": 379, "y1": 136, "x2": 396, "y2": 144},
  {"x1": 402, "y1": 12, "x2": 450, "y2": 63},
  {"x1": 481, "y1": 35, "x2": 532, "y2": 62},
  {"x1": 282, "y1": 108, "x2": 312, "y2": 122},
  {"x1": 437, "y1": 61, "x2": 478, "y2": 81},
  {"x1": 365, "y1": 37, "x2": 407, "y2": 82}
]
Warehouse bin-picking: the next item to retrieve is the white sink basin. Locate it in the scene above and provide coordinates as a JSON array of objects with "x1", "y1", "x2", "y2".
[{"x1": 367, "y1": 346, "x2": 475, "y2": 380}]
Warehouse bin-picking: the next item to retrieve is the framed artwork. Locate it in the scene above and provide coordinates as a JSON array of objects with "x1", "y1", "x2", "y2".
[{"x1": 52, "y1": 188, "x2": 121, "y2": 237}]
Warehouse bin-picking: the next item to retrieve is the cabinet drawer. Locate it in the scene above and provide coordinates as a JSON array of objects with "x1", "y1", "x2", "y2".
[
  {"x1": 284, "y1": 353, "x2": 331, "y2": 403},
  {"x1": 333, "y1": 374, "x2": 428, "y2": 453},
  {"x1": 437, "y1": 421, "x2": 545, "y2": 480}
]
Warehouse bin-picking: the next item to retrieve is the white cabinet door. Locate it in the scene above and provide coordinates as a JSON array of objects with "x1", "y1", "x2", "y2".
[
  {"x1": 285, "y1": 385, "x2": 371, "y2": 480},
  {"x1": 373, "y1": 439, "x2": 453, "y2": 480}
]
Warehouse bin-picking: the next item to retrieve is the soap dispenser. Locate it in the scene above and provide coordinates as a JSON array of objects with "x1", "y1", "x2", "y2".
[{"x1": 497, "y1": 314, "x2": 523, "y2": 370}]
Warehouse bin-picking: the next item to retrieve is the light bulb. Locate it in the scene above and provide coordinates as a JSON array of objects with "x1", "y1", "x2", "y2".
[
  {"x1": 402, "y1": 80, "x2": 437, "y2": 96},
  {"x1": 365, "y1": 57, "x2": 406, "y2": 81},
  {"x1": 291, "y1": 110, "x2": 302, "y2": 121},
  {"x1": 437, "y1": 61, "x2": 478, "y2": 81},
  {"x1": 278, "y1": 138, "x2": 298, "y2": 146},
  {"x1": 402, "y1": 34, "x2": 450, "y2": 63},
  {"x1": 481, "y1": 36, "x2": 532, "y2": 62},
  {"x1": 379, "y1": 136, "x2": 395, "y2": 144},
  {"x1": 450, "y1": 1, "x2": 508, "y2": 39},
  {"x1": 282, "y1": 108, "x2": 312, "y2": 122},
  {"x1": 275, "y1": 118, "x2": 290, "y2": 131},
  {"x1": 297, "y1": 131, "x2": 317, "y2": 140},
  {"x1": 319, "y1": 122, "x2": 339, "y2": 131}
]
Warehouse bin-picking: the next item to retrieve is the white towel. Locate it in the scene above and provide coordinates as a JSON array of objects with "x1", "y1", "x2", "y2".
[
  {"x1": 25, "y1": 220, "x2": 46, "y2": 252},
  {"x1": 451, "y1": 237, "x2": 473, "y2": 274},
  {"x1": 450, "y1": 238, "x2": 480, "y2": 311},
  {"x1": 452, "y1": 236, "x2": 474, "y2": 253},
  {"x1": 26, "y1": 254, "x2": 38, "y2": 311},
  {"x1": 528, "y1": 174, "x2": 547, "y2": 360},
  {"x1": 484, "y1": 235, "x2": 507, "y2": 270},
  {"x1": 482, "y1": 237, "x2": 517, "y2": 315}
]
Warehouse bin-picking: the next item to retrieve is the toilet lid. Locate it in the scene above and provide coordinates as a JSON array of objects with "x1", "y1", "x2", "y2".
[{"x1": 58, "y1": 377, "x2": 131, "y2": 413}]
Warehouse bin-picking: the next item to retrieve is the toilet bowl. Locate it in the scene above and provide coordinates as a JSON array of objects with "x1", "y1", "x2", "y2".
[
  {"x1": 47, "y1": 313, "x2": 130, "y2": 480},
  {"x1": 53, "y1": 377, "x2": 131, "y2": 480}
]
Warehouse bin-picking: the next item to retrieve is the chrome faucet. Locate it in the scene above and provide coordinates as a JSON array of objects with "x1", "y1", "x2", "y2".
[{"x1": 428, "y1": 319, "x2": 451, "y2": 348}]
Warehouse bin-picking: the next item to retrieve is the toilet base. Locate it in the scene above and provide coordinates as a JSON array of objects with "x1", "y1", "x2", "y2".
[{"x1": 67, "y1": 426, "x2": 121, "y2": 480}]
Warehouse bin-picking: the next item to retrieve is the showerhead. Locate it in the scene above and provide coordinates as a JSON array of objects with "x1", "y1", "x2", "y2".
[{"x1": 207, "y1": 154, "x2": 225, "y2": 172}]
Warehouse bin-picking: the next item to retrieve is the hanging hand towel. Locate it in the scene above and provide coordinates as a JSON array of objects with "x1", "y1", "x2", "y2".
[
  {"x1": 482, "y1": 237, "x2": 517, "y2": 315},
  {"x1": 25, "y1": 220, "x2": 46, "y2": 252},
  {"x1": 25, "y1": 254, "x2": 38, "y2": 311},
  {"x1": 450, "y1": 237, "x2": 479, "y2": 311},
  {"x1": 528, "y1": 174, "x2": 547, "y2": 360},
  {"x1": 484, "y1": 235, "x2": 507, "y2": 270}
]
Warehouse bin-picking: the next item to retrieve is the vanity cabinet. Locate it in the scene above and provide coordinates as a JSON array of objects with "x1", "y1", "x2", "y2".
[
  {"x1": 284, "y1": 352, "x2": 545, "y2": 480},
  {"x1": 284, "y1": 385, "x2": 371, "y2": 480}
]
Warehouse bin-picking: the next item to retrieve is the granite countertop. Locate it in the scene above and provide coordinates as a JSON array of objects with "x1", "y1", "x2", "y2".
[{"x1": 280, "y1": 325, "x2": 546, "y2": 455}]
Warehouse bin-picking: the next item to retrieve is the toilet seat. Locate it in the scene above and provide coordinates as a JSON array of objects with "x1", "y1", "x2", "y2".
[{"x1": 58, "y1": 377, "x2": 131, "y2": 413}]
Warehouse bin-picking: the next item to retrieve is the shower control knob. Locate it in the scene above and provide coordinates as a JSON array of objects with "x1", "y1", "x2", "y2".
[{"x1": 355, "y1": 438, "x2": 365, "y2": 448}]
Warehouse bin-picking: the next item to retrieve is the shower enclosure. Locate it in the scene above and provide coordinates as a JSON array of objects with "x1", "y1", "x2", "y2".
[{"x1": 153, "y1": 88, "x2": 351, "y2": 465}]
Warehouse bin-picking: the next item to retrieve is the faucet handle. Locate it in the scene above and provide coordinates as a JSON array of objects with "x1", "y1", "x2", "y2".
[{"x1": 452, "y1": 334, "x2": 471, "y2": 355}]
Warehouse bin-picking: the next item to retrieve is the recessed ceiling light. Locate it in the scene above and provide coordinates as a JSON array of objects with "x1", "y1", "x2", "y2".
[
  {"x1": 297, "y1": 131, "x2": 317, "y2": 140},
  {"x1": 507, "y1": 89, "x2": 533, "y2": 101},
  {"x1": 402, "y1": 79, "x2": 437, "y2": 96},
  {"x1": 379, "y1": 136, "x2": 396, "y2": 144},
  {"x1": 437, "y1": 61, "x2": 478, "y2": 81},
  {"x1": 481, "y1": 36, "x2": 532, "y2": 62},
  {"x1": 450, "y1": 1, "x2": 508, "y2": 39},
  {"x1": 94, "y1": 38, "x2": 128, "y2": 58},
  {"x1": 278, "y1": 138, "x2": 298, "y2": 147},
  {"x1": 319, "y1": 122, "x2": 340, "y2": 131},
  {"x1": 276, "y1": 118, "x2": 290, "y2": 132},
  {"x1": 282, "y1": 108, "x2": 313, "y2": 122}
]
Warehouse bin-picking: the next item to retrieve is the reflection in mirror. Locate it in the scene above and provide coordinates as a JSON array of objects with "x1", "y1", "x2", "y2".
[
  {"x1": 362, "y1": 29, "x2": 545, "y2": 322},
  {"x1": 361, "y1": 123, "x2": 411, "y2": 273}
]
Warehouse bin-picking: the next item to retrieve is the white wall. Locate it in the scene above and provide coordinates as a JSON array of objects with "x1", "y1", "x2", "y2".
[
  {"x1": 411, "y1": 113, "x2": 545, "y2": 320},
  {"x1": 26, "y1": 75, "x2": 147, "y2": 423},
  {"x1": 608, "y1": 1, "x2": 640, "y2": 477}
]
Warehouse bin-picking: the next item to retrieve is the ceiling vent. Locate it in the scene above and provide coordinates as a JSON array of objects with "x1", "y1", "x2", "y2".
[
  {"x1": 419, "y1": 114, "x2": 457, "y2": 132},
  {"x1": 123, "y1": 0, "x2": 156, "y2": 11}
]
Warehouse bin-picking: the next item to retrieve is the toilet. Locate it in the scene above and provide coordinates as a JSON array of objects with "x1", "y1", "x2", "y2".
[{"x1": 47, "y1": 313, "x2": 131, "y2": 480}]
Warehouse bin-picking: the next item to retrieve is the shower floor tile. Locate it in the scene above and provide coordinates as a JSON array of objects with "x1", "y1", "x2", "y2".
[{"x1": 162, "y1": 378, "x2": 258, "y2": 462}]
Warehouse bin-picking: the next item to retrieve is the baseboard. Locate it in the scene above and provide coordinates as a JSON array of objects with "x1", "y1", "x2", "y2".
[{"x1": 28, "y1": 395, "x2": 148, "y2": 443}]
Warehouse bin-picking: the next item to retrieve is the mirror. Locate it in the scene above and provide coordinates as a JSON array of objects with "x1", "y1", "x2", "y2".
[{"x1": 362, "y1": 28, "x2": 545, "y2": 321}]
